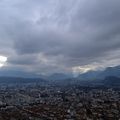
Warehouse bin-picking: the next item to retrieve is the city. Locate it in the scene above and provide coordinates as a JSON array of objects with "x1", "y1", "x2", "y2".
[{"x1": 0, "y1": 84, "x2": 120, "y2": 120}]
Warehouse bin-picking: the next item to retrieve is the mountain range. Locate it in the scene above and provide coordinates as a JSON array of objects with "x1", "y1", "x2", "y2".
[
  {"x1": 0, "y1": 65, "x2": 120, "y2": 86},
  {"x1": 77, "y1": 65, "x2": 120, "y2": 80}
]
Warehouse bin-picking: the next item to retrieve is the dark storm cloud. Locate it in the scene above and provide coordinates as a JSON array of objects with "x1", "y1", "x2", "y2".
[{"x1": 0, "y1": 0, "x2": 120, "y2": 74}]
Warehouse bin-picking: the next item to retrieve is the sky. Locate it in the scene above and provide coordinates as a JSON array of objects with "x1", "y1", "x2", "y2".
[{"x1": 0, "y1": 0, "x2": 120, "y2": 75}]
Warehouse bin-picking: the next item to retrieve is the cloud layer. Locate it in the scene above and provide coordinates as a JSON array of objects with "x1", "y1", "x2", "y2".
[{"x1": 0, "y1": 0, "x2": 120, "y2": 75}]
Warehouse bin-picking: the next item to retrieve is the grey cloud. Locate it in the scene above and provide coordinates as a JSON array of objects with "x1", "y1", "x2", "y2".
[{"x1": 0, "y1": 0, "x2": 120, "y2": 74}]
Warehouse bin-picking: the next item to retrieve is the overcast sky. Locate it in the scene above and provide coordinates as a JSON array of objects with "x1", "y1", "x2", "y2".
[{"x1": 0, "y1": 0, "x2": 120, "y2": 75}]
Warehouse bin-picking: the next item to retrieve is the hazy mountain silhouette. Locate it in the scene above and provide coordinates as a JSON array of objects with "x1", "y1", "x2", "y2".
[
  {"x1": 0, "y1": 77, "x2": 47, "y2": 84},
  {"x1": 77, "y1": 65, "x2": 120, "y2": 80},
  {"x1": 47, "y1": 73, "x2": 73, "y2": 80},
  {"x1": 103, "y1": 76, "x2": 120, "y2": 86},
  {"x1": 0, "y1": 69, "x2": 46, "y2": 78},
  {"x1": 77, "y1": 70, "x2": 101, "y2": 80},
  {"x1": 97, "y1": 66, "x2": 120, "y2": 79},
  {"x1": 0, "y1": 65, "x2": 120, "y2": 86}
]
